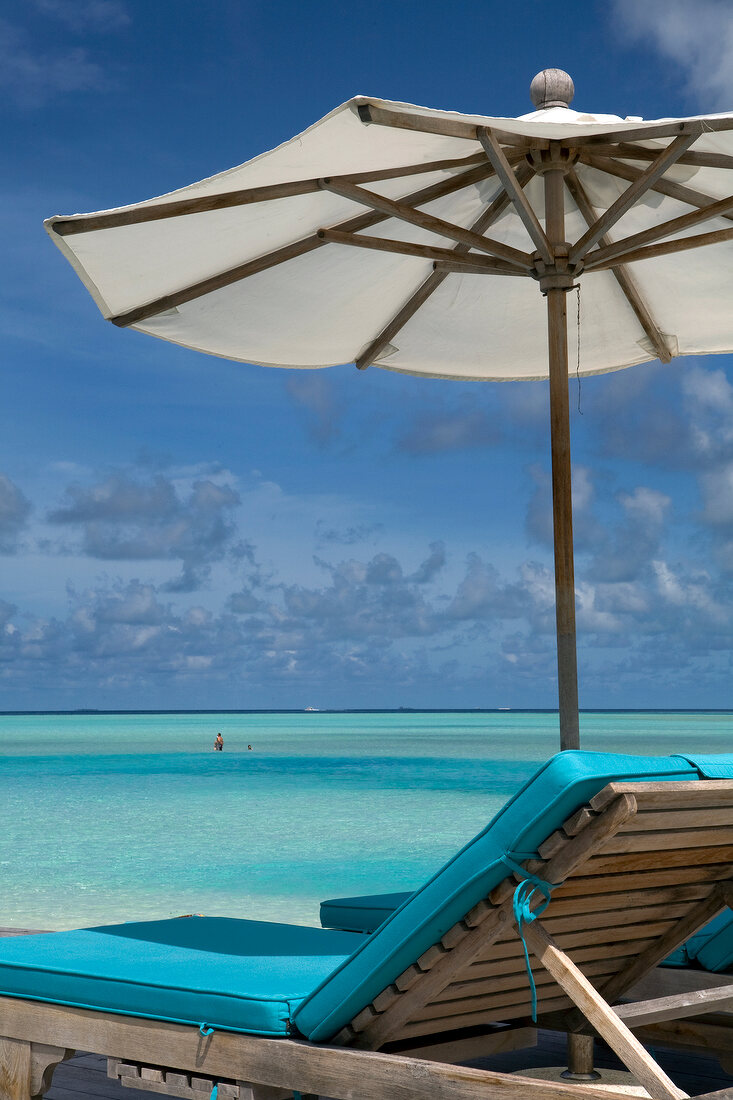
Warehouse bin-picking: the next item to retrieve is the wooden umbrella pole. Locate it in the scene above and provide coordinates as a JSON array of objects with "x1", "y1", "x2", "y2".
[{"x1": 543, "y1": 158, "x2": 580, "y2": 750}]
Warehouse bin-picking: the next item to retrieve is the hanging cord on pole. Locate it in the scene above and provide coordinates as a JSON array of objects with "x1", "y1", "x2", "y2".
[{"x1": 575, "y1": 283, "x2": 582, "y2": 415}]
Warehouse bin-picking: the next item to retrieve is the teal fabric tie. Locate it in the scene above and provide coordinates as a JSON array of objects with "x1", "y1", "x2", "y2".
[
  {"x1": 210, "y1": 1087, "x2": 218, "y2": 1100},
  {"x1": 199, "y1": 1023, "x2": 215, "y2": 1037},
  {"x1": 502, "y1": 852, "x2": 559, "y2": 1022}
]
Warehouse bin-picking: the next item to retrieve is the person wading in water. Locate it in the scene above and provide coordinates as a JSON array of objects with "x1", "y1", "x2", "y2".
[{"x1": 214, "y1": 732, "x2": 224, "y2": 751}]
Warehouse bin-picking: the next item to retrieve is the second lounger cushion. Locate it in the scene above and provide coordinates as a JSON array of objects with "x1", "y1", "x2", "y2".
[
  {"x1": 319, "y1": 892, "x2": 412, "y2": 933},
  {"x1": 690, "y1": 911, "x2": 733, "y2": 972}
]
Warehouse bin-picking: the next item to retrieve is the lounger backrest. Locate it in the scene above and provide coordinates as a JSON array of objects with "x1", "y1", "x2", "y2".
[{"x1": 293, "y1": 751, "x2": 733, "y2": 1044}]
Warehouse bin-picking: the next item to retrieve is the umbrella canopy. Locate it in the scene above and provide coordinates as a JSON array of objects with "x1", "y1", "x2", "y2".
[{"x1": 44, "y1": 70, "x2": 733, "y2": 746}]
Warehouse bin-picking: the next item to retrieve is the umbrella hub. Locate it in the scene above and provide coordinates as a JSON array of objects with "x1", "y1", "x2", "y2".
[
  {"x1": 526, "y1": 145, "x2": 578, "y2": 175},
  {"x1": 532, "y1": 244, "x2": 582, "y2": 294}
]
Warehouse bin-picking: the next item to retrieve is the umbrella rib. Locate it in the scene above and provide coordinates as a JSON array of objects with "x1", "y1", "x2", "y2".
[
  {"x1": 317, "y1": 228, "x2": 525, "y2": 273},
  {"x1": 108, "y1": 163, "x2": 495, "y2": 328},
  {"x1": 49, "y1": 152, "x2": 493, "y2": 237},
  {"x1": 357, "y1": 106, "x2": 733, "y2": 147},
  {"x1": 571, "y1": 119, "x2": 718, "y2": 144},
  {"x1": 582, "y1": 223, "x2": 733, "y2": 271},
  {"x1": 357, "y1": 102, "x2": 546, "y2": 148},
  {"x1": 318, "y1": 177, "x2": 534, "y2": 270},
  {"x1": 354, "y1": 163, "x2": 534, "y2": 370},
  {"x1": 584, "y1": 142, "x2": 733, "y2": 172},
  {"x1": 584, "y1": 190, "x2": 733, "y2": 269},
  {"x1": 477, "y1": 127, "x2": 552, "y2": 263},
  {"x1": 580, "y1": 153, "x2": 733, "y2": 224},
  {"x1": 355, "y1": 270, "x2": 447, "y2": 371},
  {"x1": 568, "y1": 133, "x2": 699, "y2": 263},
  {"x1": 564, "y1": 170, "x2": 671, "y2": 364}
]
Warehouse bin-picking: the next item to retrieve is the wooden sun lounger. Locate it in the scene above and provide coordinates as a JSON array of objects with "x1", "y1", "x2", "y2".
[{"x1": 1, "y1": 777, "x2": 732, "y2": 1100}]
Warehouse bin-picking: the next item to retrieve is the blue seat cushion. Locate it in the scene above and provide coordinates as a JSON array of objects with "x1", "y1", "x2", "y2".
[
  {"x1": 320, "y1": 892, "x2": 412, "y2": 933},
  {"x1": 0, "y1": 916, "x2": 362, "y2": 1037}
]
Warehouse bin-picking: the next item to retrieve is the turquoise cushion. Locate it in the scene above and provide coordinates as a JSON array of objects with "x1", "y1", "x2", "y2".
[
  {"x1": 295, "y1": 750, "x2": 729, "y2": 1041},
  {"x1": 660, "y1": 912, "x2": 733, "y2": 971},
  {"x1": 691, "y1": 911, "x2": 733, "y2": 972},
  {"x1": 320, "y1": 892, "x2": 412, "y2": 933},
  {"x1": 0, "y1": 916, "x2": 362, "y2": 1037}
]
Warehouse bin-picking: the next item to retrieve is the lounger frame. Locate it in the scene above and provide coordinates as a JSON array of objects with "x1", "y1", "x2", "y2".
[
  {"x1": 624, "y1": 964, "x2": 733, "y2": 1074},
  {"x1": 1, "y1": 778, "x2": 732, "y2": 1100}
]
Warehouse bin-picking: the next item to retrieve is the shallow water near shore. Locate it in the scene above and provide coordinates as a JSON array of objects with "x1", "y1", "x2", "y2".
[{"x1": 1, "y1": 710, "x2": 732, "y2": 930}]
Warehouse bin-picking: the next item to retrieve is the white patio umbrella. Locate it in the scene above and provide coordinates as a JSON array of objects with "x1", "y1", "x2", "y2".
[{"x1": 44, "y1": 70, "x2": 733, "y2": 749}]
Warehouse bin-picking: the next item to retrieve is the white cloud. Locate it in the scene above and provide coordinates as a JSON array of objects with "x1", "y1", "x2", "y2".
[
  {"x1": 31, "y1": 1, "x2": 130, "y2": 33},
  {"x1": 47, "y1": 468, "x2": 247, "y2": 591},
  {"x1": 699, "y1": 462, "x2": 733, "y2": 527},
  {"x1": 619, "y1": 487, "x2": 671, "y2": 528},
  {"x1": 612, "y1": 0, "x2": 733, "y2": 109},
  {"x1": 0, "y1": 17, "x2": 110, "y2": 108},
  {"x1": 652, "y1": 559, "x2": 726, "y2": 623}
]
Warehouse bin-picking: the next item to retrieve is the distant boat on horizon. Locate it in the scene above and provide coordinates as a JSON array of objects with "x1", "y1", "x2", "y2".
[{"x1": 304, "y1": 706, "x2": 320, "y2": 712}]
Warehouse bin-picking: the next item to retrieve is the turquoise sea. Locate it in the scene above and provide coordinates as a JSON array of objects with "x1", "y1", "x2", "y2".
[{"x1": 1, "y1": 710, "x2": 732, "y2": 931}]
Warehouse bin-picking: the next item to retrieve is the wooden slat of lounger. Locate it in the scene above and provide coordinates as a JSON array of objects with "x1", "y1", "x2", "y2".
[
  {"x1": 429, "y1": 973, "x2": 568, "y2": 1011},
  {"x1": 461, "y1": 906, "x2": 687, "y2": 959},
  {"x1": 600, "y1": 828, "x2": 733, "y2": 854},
  {"x1": 540, "y1": 883, "x2": 711, "y2": 915},
  {"x1": 591, "y1": 780, "x2": 733, "y2": 812},
  {"x1": 402, "y1": 994, "x2": 573, "y2": 1036},
  {"x1": 542, "y1": 901, "x2": 691, "y2": 931},
  {"x1": 439, "y1": 951, "x2": 646, "y2": 1010},
  {"x1": 456, "y1": 933, "x2": 675, "y2": 984},
  {"x1": 431, "y1": 958, "x2": 625, "y2": 1004},
  {"x1": 467, "y1": 940, "x2": 659, "y2": 979},
  {"x1": 462, "y1": 936, "x2": 660, "y2": 977},
  {"x1": 585, "y1": 847, "x2": 733, "y2": 875},
  {"x1": 486, "y1": 919, "x2": 676, "y2": 958},
  {"x1": 451, "y1": 959, "x2": 629, "y2": 1003},
  {"x1": 416, "y1": 984, "x2": 573, "y2": 1023},
  {"x1": 617, "y1": 808, "x2": 733, "y2": 831},
  {"x1": 552, "y1": 862, "x2": 733, "y2": 896}
]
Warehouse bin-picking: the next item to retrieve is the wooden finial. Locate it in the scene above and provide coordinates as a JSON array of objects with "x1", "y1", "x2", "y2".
[{"x1": 530, "y1": 69, "x2": 574, "y2": 110}]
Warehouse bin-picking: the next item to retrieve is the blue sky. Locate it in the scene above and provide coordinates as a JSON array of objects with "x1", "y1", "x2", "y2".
[{"x1": 4, "y1": 0, "x2": 733, "y2": 711}]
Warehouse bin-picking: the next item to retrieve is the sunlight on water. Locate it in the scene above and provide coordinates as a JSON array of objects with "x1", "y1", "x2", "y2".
[{"x1": 1, "y1": 711, "x2": 731, "y2": 929}]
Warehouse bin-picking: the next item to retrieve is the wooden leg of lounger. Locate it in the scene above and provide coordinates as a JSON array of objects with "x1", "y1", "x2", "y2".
[
  {"x1": 522, "y1": 921, "x2": 687, "y2": 1100},
  {"x1": 0, "y1": 1039, "x2": 72, "y2": 1100},
  {"x1": 29, "y1": 1044, "x2": 74, "y2": 1099}
]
